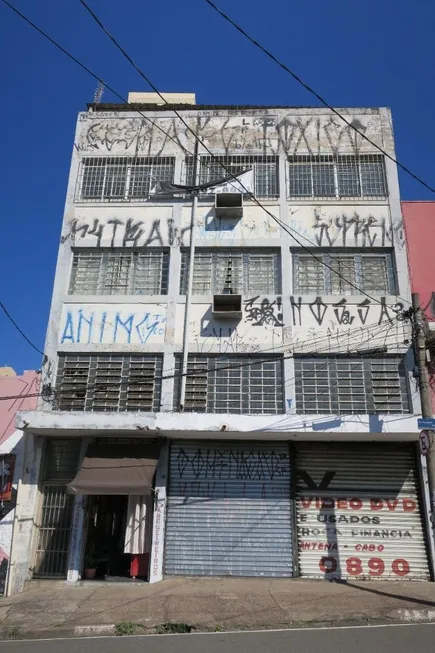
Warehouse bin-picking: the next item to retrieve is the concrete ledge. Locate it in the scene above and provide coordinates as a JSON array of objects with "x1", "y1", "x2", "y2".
[{"x1": 17, "y1": 410, "x2": 421, "y2": 438}]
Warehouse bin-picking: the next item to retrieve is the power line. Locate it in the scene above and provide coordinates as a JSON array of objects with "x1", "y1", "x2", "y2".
[
  {"x1": 0, "y1": 0, "x2": 409, "y2": 383},
  {"x1": 77, "y1": 0, "x2": 406, "y2": 312},
  {"x1": 1, "y1": 0, "x2": 407, "y2": 305},
  {"x1": 54, "y1": 318, "x2": 405, "y2": 398},
  {"x1": 202, "y1": 0, "x2": 435, "y2": 196},
  {"x1": 0, "y1": 301, "x2": 45, "y2": 358},
  {"x1": 0, "y1": 393, "x2": 41, "y2": 402}
]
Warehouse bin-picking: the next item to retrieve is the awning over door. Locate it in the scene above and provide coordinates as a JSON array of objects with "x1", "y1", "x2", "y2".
[{"x1": 67, "y1": 443, "x2": 160, "y2": 495}]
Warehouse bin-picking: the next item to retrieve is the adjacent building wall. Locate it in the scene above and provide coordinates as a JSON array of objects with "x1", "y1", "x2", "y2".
[
  {"x1": 402, "y1": 201, "x2": 435, "y2": 321},
  {"x1": 0, "y1": 368, "x2": 39, "y2": 595},
  {"x1": 402, "y1": 200, "x2": 435, "y2": 410}
]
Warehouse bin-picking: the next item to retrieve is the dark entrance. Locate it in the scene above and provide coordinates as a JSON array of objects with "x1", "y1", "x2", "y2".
[{"x1": 84, "y1": 495, "x2": 138, "y2": 580}]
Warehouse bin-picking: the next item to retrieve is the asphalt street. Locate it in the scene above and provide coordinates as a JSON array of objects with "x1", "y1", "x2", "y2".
[{"x1": 2, "y1": 623, "x2": 435, "y2": 653}]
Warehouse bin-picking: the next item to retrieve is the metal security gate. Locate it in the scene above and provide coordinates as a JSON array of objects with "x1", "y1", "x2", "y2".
[
  {"x1": 165, "y1": 441, "x2": 293, "y2": 577},
  {"x1": 33, "y1": 439, "x2": 81, "y2": 578},
  {"x1": 34, "y1": 486, "x2": 75, "y2": 577},
  {"x1": 295, "y1": 443, "x2": 430, "y2": 580}
]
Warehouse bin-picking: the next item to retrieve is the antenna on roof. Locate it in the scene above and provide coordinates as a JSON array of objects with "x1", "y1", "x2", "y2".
[{"x1": 94, "y1": 79, "x2": 105, "y2": 104}]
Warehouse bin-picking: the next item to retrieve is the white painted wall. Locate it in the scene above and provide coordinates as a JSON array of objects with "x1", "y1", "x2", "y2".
[
  {"x1": 8, "y1": 105, "x2": 415, "y2": 594},
  {"x1": 59, "y1": 303, "x2": 167, "y2": 346}
]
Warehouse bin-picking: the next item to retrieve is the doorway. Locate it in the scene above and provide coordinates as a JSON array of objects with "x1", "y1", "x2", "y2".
[{"x1": 84, "y1": 495, "x2": 132, "y2": 579}]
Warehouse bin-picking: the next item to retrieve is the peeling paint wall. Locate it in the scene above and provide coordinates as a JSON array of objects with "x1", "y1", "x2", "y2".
[
  {"x1": 74, "y1": 111, "x2": 387, "y2": 156},
  {"x1": 40, "y1": 105, "x2": 409, "y2": 412},
  {"x1": 10, "y1": 105, "x2": 412, "y2": 591}
]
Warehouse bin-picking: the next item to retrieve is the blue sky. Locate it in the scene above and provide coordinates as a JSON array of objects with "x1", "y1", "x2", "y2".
[{"x1": 1, "y1": 0, "x2": 434, "y2": 374}]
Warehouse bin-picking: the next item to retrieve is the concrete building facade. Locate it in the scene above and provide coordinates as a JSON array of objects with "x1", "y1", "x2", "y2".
[{"x1": 8, "y1": 96, "x2": 434, "y2": 592}]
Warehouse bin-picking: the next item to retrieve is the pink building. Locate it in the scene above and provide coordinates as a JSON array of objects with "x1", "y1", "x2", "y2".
[
  {"x1": 0, "y1": 368, "x2": 40, "y2": 595},
  {"x1": 402, "y1": 201, "x2": 435, "y2": 410},
  {"x1": 402, "y1": 201, "x2": 435, "y2": 322}
]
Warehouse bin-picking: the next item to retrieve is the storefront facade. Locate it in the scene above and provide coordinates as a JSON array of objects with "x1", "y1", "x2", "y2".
[
  {"x1": 8, "y1": 423, "x2": 433, "y2": 592},
  {"x1": 164, "y1": 439, "x2": 431, "y2": 581}
]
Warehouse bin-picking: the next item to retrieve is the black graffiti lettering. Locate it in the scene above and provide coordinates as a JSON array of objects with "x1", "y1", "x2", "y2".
[
  {"x1": 332, "y1": 298, "x2": 355, "y2": 325},
  {"x1": 143, "y1": 220, "x2": 164, "y2": 247},
  {"x1": 298, "y1": 470, "x2": 336, "y2": 491},
  {"x1": 357, "y1": 298, "x2": 371, "y2": 324},
  {"x1": 176, "y1": 448, "x2": 288, "y2": 481},
  {"x1": 65, "y1": 218, "x2": 104, "y2": 247},
  {"x1": 107, "y1": 218, "x2": 124, "y2": 248},
  {"x1": 290, "y1": 296, "x2": 302, "y2": 326},
  {"x1": 378, "y1": 297, "x2": 404, "y2": 325},
  {"x1": 309, "y1": 297, "x2": 328, "y2": 326},
  {"x1": 244, "y1": 296, "x2": 283, "y2": 327},
  {"x1": 122, "y1": 218, "x2": 145, "y2": 247}
]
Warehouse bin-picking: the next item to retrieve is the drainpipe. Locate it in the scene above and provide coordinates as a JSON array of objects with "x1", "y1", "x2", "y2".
[{"x1": 179, "y1": 137, "x2": 200, "y2": 410}]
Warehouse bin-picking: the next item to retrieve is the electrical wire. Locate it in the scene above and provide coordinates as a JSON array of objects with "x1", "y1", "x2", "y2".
[
  {"x1": 77, "y1": 0, "x2": 407, "y2": 312},
  {"x1": 0, "y1": 0, "x2": 411, "y2": 392},
  {"x1": 201, "y1": 0, "x2": 435, "y2": 196},
  {"x1": 1, "y1": 0, "x2": 409, "y2": 305},
  {"x1": 54, "y1": 318, "x2": 406, "y2": 399},
  {"x1": 0, "y1": 301, "x2": 45, "y2": 358},
  {"x1": 0, "y1": 316, "x2": 406, "y2": 403}
]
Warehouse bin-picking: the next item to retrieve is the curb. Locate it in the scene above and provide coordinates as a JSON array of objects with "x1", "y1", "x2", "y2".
[
  {"x1": 394, "y1": 609, "x2": 435, "y2": 622},
  {"x1": 2, "y1": 612, "x2": 435, "y2": 641},
  {"x1": 74, "y1": 625, "x2": 116, "y2": 637}
]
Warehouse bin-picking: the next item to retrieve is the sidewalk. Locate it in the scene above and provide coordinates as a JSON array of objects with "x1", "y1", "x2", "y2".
[{"x1": 1, "y1": 577, "x2": 435, "y2": 639}]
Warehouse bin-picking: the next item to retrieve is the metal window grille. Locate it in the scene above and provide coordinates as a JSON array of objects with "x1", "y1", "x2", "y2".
[
  {"x1": 69, "y1": 249, "x2": 169, "y2": 295},
  {"x1": 34, "y1": 439, "x2": 81, "y2": 578},
  {"x1": 288, "y1": 154, "x2": 387, "y2": 199},
  {"x1": 55, "y1": 355, "x2": 163, "y2": 412},
  {"x1": 184, "y1": 155, "x2": 279, "y2": 198},
  {"x1": 43, "y1": 439, "x2": 82, "y2": 481},
  {"x1": 174, "y1": 355, "x2": 284, "y2": 414},
  {"x1": 292, "y1": 250, "x2": 395, "y2": 295},
  {"x1": 180, "y1": 248, "x2": 281, "y2": 295},
  {"x1": 76, "y1": 157, "x2": 175, "y2": 202},
  {"x1": 294, "y1": 356, "x2": 410, "y2": 414}
]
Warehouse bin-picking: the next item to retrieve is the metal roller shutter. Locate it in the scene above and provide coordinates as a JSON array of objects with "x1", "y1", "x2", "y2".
[
  {"x1": 295, "y1": 443, "x2": 430, "y2": 580},
  {"x1": 165, "y1": 441, "x2": 293, "y2": 577}
]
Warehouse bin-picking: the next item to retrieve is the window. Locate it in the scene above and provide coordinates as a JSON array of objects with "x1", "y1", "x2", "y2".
[
  {"x1": 292, "y1": 250, "x2": 395, "y2": 295},
  {"x1": 76, "y1": 157, "x2": 175, "y2": 201},
  {"x1": 288, "y1": 155, "x2": 387, "y2": 199},
  {"x1": 185, "y1": 155, "x2": 279, "y2": 198},
  {"x1": 294, "y1": 356, "x2": 410, "y2": 414},
  {"x1": 69, "y1": 250, "x2": 169, "y2": 295},
  {"x1": 55, "y1": 355, "x2": 163, "y2": 412},
  {"x1": 180, "y1": 249, "x2": 281, "y2": 295},
  {"x1": 174, "y1": 355, "x2": 284, "y2": 414}
]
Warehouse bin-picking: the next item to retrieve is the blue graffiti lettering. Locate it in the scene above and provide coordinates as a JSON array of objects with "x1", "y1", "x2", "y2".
[
  {"x1": 77, "y1": 310, "x2": 94, "y2": 344},
  {"x1": 99, "y1": 311, "x2": 107, "y2": 344},
  {"x1": 114, "y1": 313, "x2": 134, "y2": 343},
  {"x1": 136, "y1": 313, "x2": 167, "y2": 344},
  {"x1": 61, "y1": 312, "x2": 75, "y2": 343}
]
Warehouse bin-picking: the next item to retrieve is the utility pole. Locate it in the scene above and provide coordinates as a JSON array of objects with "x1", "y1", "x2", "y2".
[{"x1": 412, "y1": 292, "x2": 435, "y2": 563}]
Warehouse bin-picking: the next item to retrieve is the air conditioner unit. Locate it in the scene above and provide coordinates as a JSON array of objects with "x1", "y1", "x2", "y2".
[
  {"x1": 212, "y1": 294, "x2": 243, "y2": 319},
  {"x1": 215, "y1": 192, "x2": 243, "y2": 219}
]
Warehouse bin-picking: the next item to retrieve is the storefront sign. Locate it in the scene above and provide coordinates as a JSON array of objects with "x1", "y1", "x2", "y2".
[
  {"x1": 296, "y1": 445, "x2": 429, "y2": 581},
  {"x1": 298, "y1": 492, "x2": 420, "y2": 579}
]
